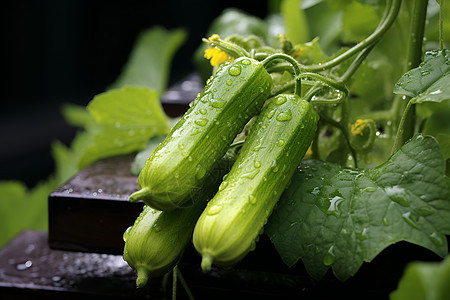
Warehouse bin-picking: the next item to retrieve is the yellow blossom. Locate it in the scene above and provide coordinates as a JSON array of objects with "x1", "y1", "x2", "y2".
[
  {"x1": 351, "y1": 119, "x2": 367, "y2": 136},
  {"x1": 204, "y1": 48, "x2": 234, "y2": 67},
  {"x1": 208, "y1": 34, "x2": 221, "y2": 41},
  {"x1": 291, "y1": 46, "x2": 304, "y2": 57}
]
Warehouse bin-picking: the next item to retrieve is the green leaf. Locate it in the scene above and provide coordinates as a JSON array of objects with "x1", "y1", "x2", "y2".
[
  {"x1": 266, "y1": 135, "x2": 450, "y2": 281},
  {"x1": 79, "y1": 86, "x2": 170, "y2": 168},
  {"x1": 281, "y1": 0, "x2": 310, "y2": 44},
  {"x1": 0, "y1": 180, "x2": 54, "y2": 249},
  {"x1": 60, "y1": 103, "x2": 95, "y2": 128},
  {"x1": 394, "y1": 49, "x2": 450, "y2": 103},
  {"x1": 390, "y1": 255, "x2": 450, "y2": 300},
  {"x1": 52, "y1": 131, "x2": 95, "y2": 185},
  {"x1": 108, "y1": 26, "x2": 187, "y2": 93}
]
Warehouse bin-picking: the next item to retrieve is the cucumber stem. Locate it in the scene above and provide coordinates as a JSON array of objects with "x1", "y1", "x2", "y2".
[
  {"x1": 201, "y1": 253, "x2": 213, "y2": 272},
  {"x1": 136, "y1": 266, "x2": 149, "y2": 287},
  {"x1": 129, "y1": 187, "x2": 151, "y2": 203}
]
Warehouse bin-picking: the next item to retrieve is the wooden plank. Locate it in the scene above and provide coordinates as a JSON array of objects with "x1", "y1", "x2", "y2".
[{"x1": 48, "y1": 155, "x2": 143, "y2": 255}]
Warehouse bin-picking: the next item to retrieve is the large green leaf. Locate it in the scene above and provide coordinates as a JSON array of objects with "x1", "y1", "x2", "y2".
[
  {"x1": 108, "y1": 26, "x2": 187, "y2": 93},
  {"x1": 390, "y1": 255, "x2": 450, "y2": 300},
  {"x1": 394, "y1": 49, "x2": 450, "y2": 103},
  {"x1": 79, "y1": 86, "x2": 170, "y2": 168},
  {"x1": 266, "y1": 135, "x2": 450, "y2": 281}
]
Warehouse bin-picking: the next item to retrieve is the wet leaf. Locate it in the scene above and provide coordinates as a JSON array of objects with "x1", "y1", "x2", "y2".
[
  {"x1": 394, "y1": 49, "x2": 450, "y2": 104},
  {"x1": 266, "y1": 135, "x2": 450, "y2": 281}
]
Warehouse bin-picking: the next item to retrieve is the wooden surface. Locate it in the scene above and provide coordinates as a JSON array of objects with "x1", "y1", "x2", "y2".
[
  {"x1": 48, "y1": 154, "x2": 143, "y2": 255},
  {"x1": 1, "y1": 230, "x2": 443, "y2": 299}
]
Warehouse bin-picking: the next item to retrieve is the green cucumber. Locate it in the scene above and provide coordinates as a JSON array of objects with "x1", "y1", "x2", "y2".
[
  {"x1": 193, "y1": 93, "x2": 319, "y2": 270},
  {"x1": 123, "y1": 150, "x2": 237, "y2": 287},
  {"x1": 129, "y1": 57, "x2": 272, "y2": 210}
]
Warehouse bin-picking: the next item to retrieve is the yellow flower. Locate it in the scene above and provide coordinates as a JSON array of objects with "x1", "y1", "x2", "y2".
[
  {"x1": 204, "y1": 48, "x2": 234, "y2": 67},
  {"x1": 291, "y1": 46, "x2": 303, "y2": 57},
  {"x1": 208, "y1": 34, "x2": 221, "y2": 41},
  {"x1": 351, "y1": 119, "x2": 367, "y2": 136}
]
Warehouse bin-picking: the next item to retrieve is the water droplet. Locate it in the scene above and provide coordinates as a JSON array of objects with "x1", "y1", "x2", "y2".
[
  {"x1": 241, "y1": 59, "x2": 251, "y2": 65},
  {"x1": 385, "y1": 186, "x2": 410, "y2": 207},
  {"x1": 276, "y1": 110, "x2": 292, "y2": 122},
  {"x1": 421, "y1": 70, "x2": 430, "y2": 76},
  {"x1": 178, "y1": 144, "x2": 184, "y2": 150},
  {"x1": 362, "y1": 186, "x2": 377, "y2": 193},
  {"x1": 327, "y1": 194, "x2": 343, "y2": 217},
  {"x1": 267, "y1": 109, "x2": 276, "y2": 119},
  {"x1": 207, "y1": 204, "x2": 223, "y2": 215},
  {"x1": 429, "y1": 89, "x2": 442, "y2": 95},
  {"x1": 195, "y1": 118, "x2": 209, "y2": 126},
  {"x1": 275, "y1": 96, "x2": 287, "y2": 105},
  {"x1": 429, "y1": 232, "x2": 445, "y2": 246},
  {"x1": 248, "y1": 194, "x2": 256, "y2": 204},
  {"x1": 383, "y1": 217, "x2": 389, "y2": 226},
  {"x1": 228, "y1": 65, "x2": 241, "y2": 76},
  {"x1": 402, "y1": 212, "x2": 420, "y2": 229},
  {"x1": 323, "y1": 246, "x2": 336, "y2": 266},
  {"x1": 357, "y1": 228, "x2": 369, "y2": 241},
  {"x1": 190, "y1": 127, "x2": 201, "y2": 136},
  {"x1": 128, "y1": 130, "x2": 135, "y2": 136},
  {"x1": 195, "y1": 165, "x2": 206, "y2": 180},
  {"x1": 153, "y1": 224, "x2": 161, "y2": 232},
  {"x1": 226, "y1": 80, "x2": 232, "y2": 86},
  {"x1": 242, "y1": 168, "x2": 260, "y2": 179},
  {"x1": 16, "y1": 260, "x2": 33, "y2": 271},
  {"x1": 123, "y1": 226, "x2": 132, "y2": 242},
  {"x1": 340, "y1": 228, "x2": 349, "y2": 236},
  {"x1": 416, "y1": 206, "x2": 434, "y2": 216},
  {"x1": 218, "y1": 181, "x2": 228, "y2": 191},
  {"x1": 52, "y1": 276, "x2": 62, "y2": 282},
  {"x1": 199, "y1": 108, "x2": 207, "y2": 115},
  {"x1": 254, "y1": 161, "x2": 261, "y2": 168},
  {"x1": 210, "y1": 99, "x2": 226, "y2": 108},
  {"x1": 267, "y1": 161, "x2": 278, "y2": 174},
  {"x1": 287, "y1": 221, "x2": 298, "y2": 230},
  {"x1": 311, "y1": 187, "x2": 320, "y2": 196},
  {"x1": 276, "y1": 139, "x2": 285, "y2": 147}
]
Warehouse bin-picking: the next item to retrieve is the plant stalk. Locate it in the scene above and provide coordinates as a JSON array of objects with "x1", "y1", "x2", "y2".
[{"x1": 392, "y1": 0, "x2": 429, "y2": 153}]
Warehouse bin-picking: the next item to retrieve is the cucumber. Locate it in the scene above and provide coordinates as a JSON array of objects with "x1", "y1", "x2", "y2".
[
  {"x1": 129, "y1": 57, "x2": 272, "y2": 210},
  {"x1": 123, "y1": 150, "x2": 237, "y2": 287},
  {"x1": 193, "y1": 94, "x2": 319, "y2": 270}
]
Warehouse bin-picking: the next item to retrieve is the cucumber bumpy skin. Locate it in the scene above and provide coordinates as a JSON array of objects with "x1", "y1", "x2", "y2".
[
  {"x1": 124, "y1": 151, "x2": 236, "y2": 287},
  {"x1": 193, "y1": 94, "x2": 319, "y2": 270},
  {"x1": 129, "y1": 57, "x2": 272, "y2": 211}
]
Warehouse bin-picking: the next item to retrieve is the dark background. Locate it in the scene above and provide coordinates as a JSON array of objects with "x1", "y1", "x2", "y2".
[{"x1": 1, "y1": 0, "x2": 268, "y2": 188}]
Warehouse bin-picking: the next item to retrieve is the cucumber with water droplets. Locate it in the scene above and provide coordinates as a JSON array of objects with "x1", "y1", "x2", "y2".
[
  {"x1": 129, "y1": 57, "x2": 272, "y2": 210},
  {"x1": 193, "y1": 93, "x2": 319, "y2": 270},
  {"x1": 123, "y1": 150, "x2": 237, "y2": 287}
]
